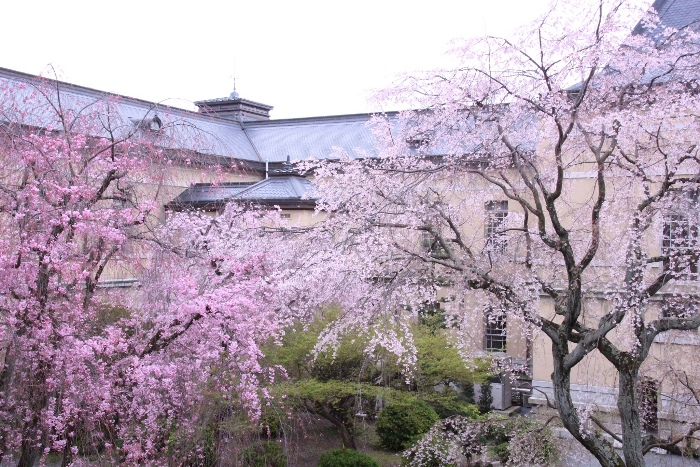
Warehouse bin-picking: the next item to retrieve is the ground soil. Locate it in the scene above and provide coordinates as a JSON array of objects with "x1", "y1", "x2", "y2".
[{"x1": 267, "y1": 414, "x2": 402, "y2": 467}]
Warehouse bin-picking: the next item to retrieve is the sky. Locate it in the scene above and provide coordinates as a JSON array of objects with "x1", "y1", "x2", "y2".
[{"x1": 2, "y1": 0, "x2": 554, "y2": 119}]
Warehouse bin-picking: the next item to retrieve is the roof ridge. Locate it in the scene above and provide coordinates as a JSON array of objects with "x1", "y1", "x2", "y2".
[
  {"x1": 244, "y1": 112, "x2": 400, "y2": 127},
  {"x1": 0, "y1": 66, "x2": 249, "y2": 127}
]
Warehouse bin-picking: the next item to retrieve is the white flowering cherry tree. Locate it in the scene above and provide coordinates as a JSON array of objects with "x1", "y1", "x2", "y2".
[{"x1": 293, "y1": 1, "x2": 700, "y2": 465}]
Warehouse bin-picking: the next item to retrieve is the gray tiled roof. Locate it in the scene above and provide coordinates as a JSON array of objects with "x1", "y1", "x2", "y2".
[
  {"x1": 242, "y1": 114, "x2": 388, "y2": 162},
  {"x1": 169, "y1": 182, "x2": 256, "y2": 206},
  {"x1": 650, "y1": 0, "x2": 700, "y2": 30},
  {"x1": 631, "y1": 0, "x2": 700, "y2": 42},
  {"x1": 5, "y1": 0, "x2": 697, "y2": 169},
  {"x1": 233, "y1": 176, "x2": 315, "y2": 201},
  {"x1": 1, "y1": 68, "x2": 392, "y2": 164},
  {"x1": 168, "y1": 176, "x2": 316, "y2": 209},
  {"x1": 0, "y1": 68, "x2": 262, "y2": 163}
]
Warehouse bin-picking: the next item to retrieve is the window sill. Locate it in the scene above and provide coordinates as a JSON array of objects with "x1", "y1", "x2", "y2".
[{"x1": 654, "y1": 331, "x2": 700, "y2": 346}]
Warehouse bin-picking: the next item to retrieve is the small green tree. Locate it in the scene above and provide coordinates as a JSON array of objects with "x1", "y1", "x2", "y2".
[
  {"x1": 418, "y1": 391, "x2": 480, "y2": 419},
  {"x1": 414, "y1": 327, "x2": 488, "y2": 390},
  {"x1": 478, "y1": 380, "x2": 493, "y2": 414},
  {"x1": 267, "y1": 312, "x2": 487, "y2": 449},
  {"x1": 266, "y1": 312, "x2": 383, "y2": 449},
  {"x1": 283, "y1": 379, "x2": 385, "y2": 450},
  {"x1": 462, "y1": 382, "x2": 475, "y2": 405}
]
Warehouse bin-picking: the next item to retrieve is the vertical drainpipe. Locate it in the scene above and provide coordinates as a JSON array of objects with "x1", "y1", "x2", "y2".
[{"x1": 265, "y1": 159, "x2": 269, "y2": 179}]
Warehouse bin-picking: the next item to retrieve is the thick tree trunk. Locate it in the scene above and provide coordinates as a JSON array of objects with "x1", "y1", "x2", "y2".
[
  {"x1": 60, "y1": 434, "x2": 73, "y2": 467},
  {"x1": 618, "y1": 368, "x2": 646, "y2": 467},
  {"x1": 17, "y1": 355, "x2": 50, "y2": 467},
  {"x1": 552, "y1": 343, "x2": 625, "y2": 467},
  {"x1": 17, "y1": 428, "x2": 40, "y2": 467},
  {"x1": 335, "y1": 421, "x2": 357, "y2": 450},
  {"x1": 305, "y1": 402, "x2": 357, "y2": 450}
]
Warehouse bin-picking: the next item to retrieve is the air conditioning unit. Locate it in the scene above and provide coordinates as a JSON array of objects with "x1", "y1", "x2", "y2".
[
  {"x1": 492, "y1": 375, "x2": 512, "y2": 410},
  {"x1": 475, "y1": 356, "x2": 514, "y2": 410}
]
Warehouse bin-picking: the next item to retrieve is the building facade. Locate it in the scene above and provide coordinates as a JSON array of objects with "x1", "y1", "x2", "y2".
[{"x1": 1, "y1": 0, "x2": 699, "y2": 449}]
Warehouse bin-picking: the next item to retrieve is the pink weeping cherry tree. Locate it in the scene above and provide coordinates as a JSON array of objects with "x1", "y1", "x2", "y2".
[
  {"x1": 114, "y1": 205, "x2": 298, "y2": 464},
  {"x1": 0, "y1": 75, "x2": 289, "y2": 466},
  {"x1": 290, "y1": 1, "x2": 700, "y2": 465},
  {"x1": 0, "y1": 74, "x2": 168, "y2": 466}
]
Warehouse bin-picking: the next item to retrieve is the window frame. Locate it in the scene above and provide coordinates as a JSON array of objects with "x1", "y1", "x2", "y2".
[
  {"x1": 484, "y1": 307, "x2": 507, "y2": 353},
  {"x1": 485, "y1": 200, "x2": 508, "y2": 254},
  {"x1": 662, "y1": 189, "x2": 699, "y2": 281}
]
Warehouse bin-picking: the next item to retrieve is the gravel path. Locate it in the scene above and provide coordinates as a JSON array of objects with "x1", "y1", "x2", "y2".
[{"x1": 562, "y1": 441, "x2": 700, "y2": 466}]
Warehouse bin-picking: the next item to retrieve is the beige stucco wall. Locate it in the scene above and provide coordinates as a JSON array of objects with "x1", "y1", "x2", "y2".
[
  {"x1": 99, "y1": 153, "x2": 699, "y2": 426},
  {"x1": 531, "y1": 295, "x2": 700, "y2": 424},
  {"x1": 279, "y1": 208, "x2": 323, "y2": 227},
  {"x1": 101, "y1": 164, "x2": 264, "y2": 283}
]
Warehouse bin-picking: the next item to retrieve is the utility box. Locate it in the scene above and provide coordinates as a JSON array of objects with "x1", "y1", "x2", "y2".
[
  {"x1": 492, "y1": 377, "x2": 512, "y2": 410},
  {"x1": 475, "y1": 375, "x2": 513, "y2": 411}
]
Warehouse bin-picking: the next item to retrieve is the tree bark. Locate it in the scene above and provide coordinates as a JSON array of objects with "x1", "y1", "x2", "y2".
[
  {"x1": 17, "y1": 424, "x2": 40, "y2": 467},
  {"x1": 305, "y1": 401, "x2": 357, "y2": 450},
  {"x1": 552, "y1": 343, "x2": 626, "y2": 467},
  {"x1": 17, "y1": 352, "x2": 51, "y2": 467},
  {"x1": 618, "y1": 367, "x2": 646, "y2": 467}
]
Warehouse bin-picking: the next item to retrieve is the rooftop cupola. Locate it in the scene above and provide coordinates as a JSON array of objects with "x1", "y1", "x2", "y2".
[{"x1": 195, "y1": 86, "x2": 273, "y2": 122}]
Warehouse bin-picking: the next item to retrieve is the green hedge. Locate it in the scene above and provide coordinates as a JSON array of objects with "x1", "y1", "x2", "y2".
[{"x1": 376, "y1": 399, "x2": 439, "y2": 451}]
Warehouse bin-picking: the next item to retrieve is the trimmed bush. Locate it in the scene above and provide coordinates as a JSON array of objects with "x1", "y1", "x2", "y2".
[
  {"x1": 317, "y1": 448, "x2": 379, "y2": 467},
  {"x1": 240, "y1": 440, "x2": 287, "y2": 467},
  {"x1": 376, "y1": 399, "x2": 439, "y2": 451}
]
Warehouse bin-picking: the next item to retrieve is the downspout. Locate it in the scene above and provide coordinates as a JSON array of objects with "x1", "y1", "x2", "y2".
[{"x1": 265, "y1": 159, "x2": 269, "y2": 179}]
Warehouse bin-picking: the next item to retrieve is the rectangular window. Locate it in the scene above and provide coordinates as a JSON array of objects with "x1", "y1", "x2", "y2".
[
  {"x1": 662, "y1": 190, "x2": 698, "y2": 280},
  {"x1": 421, "y1": 230, "x2": 448, "y2": 259},
  {"x1": 484, "y1": 308, "x2": 507, "y2": 352},
  {"x1": 418, "y1": 301, "x2": 445, "y2": 329},
  {"x1": 655, "y1": 297, "x2": 700, "y2": 344},
  {"x1": 660, "y1": 297, "x2": 698, "y2": 320},
  {"x1": 637, "y1": 377, "x2": 659, "y2": 433},
  {"x1": 485, "y1": 200, "x2": 508, "y2": 254}
]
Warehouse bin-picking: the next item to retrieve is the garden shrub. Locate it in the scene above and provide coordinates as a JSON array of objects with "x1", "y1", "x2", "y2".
[
  {"x1": 403, "y1": 416, "x2": 561, "y2": 467},
  {"x1": 317, "y1": 448, "x2": 379, "y2": 467},
  {"x1": 400, "y1": 428, "x2": 458, "y2": 467},
  {"x1": 239, "y1": 440, "x2": 287, "y2": 467},
  {"x1": 402, "y1": 416, "x2": 481, "y2": 467},
  {"x1": 490, "y1": 442, "x2": 510, "y2": 463},
  {"x1": 419, "y1": 391, "x2": 480, "y2": 419},
  {"x1": 506, "y1": 426, "x2": 560, "y2": 466},
  {"x1": 376, "y1": 399, "x2": 439, "y2": 451},
  {"x1": 481, "y1": 417, "x2": 509, "y2": 445}
]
